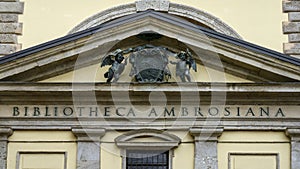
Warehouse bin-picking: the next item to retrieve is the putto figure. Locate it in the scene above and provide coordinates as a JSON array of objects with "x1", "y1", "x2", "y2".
[
  {"x1": 171, "y1": 49, "x2": 197, "y2": 82},
  {"x1": 101, "y1": 49, "x2": 129, "y2": 82}
]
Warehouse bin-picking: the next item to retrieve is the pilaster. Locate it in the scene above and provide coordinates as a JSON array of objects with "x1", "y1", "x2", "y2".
[
  {"x1": 0, "y1": 0, "x2": 24, "y2": 56},
  {"x1": 283, "y1": 0, "x2": 300, "y2": 59},
  {"x1": 0, "y1": 127, "x2": 12, "y2": 169},
  {"x1": 72, "y1": 128, "x2": 106, "y2": 169},
  {"x1": 286, "y1": 128, "x2": 300, "y2": 169},
  {"x1": 190, "y1": 127, "x2": 223, "y2": 169}
]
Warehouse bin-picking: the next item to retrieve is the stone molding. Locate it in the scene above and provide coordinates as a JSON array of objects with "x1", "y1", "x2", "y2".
[
  {"x1": 190, "y1": 127, "x2": 223, "y2": 142},
  {"x1": 0, "y1": 127, "x2": 12, "y2": 141},
  {"x1": 190, "y1": 127, "x2": 223, "y2": 169},
  {"x1": 68, "y1": 1, "x2": 242, "y2": 39},
  {"x1": 0, "y1": 127, "x2": 12, "y2": 169},
  {"x1": 72, "y1": 128, "x2": 105, "y2": 142},
  {"x1": 72, "y1": 128, "x2": 105, "y2": 169},
  {"x1": 0, "y1": 0, "x2": 23, "y2": 56},
  {"x1": 2, "y1": 13, "x2": 299, "y2": 82},
  {"x1": 285, "y1": 128, "x2": 300, "y2": 169},
  {"x1": 286, "y1": 128, "x2": 300, "y2": 141},
  {"x1": 115, "y1": 129, "x2": 181, "y2": 149}
]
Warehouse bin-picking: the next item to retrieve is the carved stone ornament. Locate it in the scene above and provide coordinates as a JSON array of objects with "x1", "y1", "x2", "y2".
[
  {"x1": 100, "y1": 45, "x2": 197, "y2": 83},
  {"x1": 129, "y1": 46, "x2": 171, "y2": 83}
]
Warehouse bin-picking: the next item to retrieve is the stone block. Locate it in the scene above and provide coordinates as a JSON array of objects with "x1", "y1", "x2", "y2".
[
  {"x1": 195, "y1": 142, "x2": 218, "y2": 169},
  {"x1": 0, "y1": 43, "x2": 21, "y2": 55},
  {"x1": 0, "y1": 22, "x2": 22, "y2": 34},
  {"x1": 0, "y1": 2, "x2": 24, "y2": 13},
  {"x1": 136, "y1": 0, "x2": 169, "y2": 12},
  {"x1": 77, "y1": 142, "x2": 100, "y2": 169},
  {"x1": 288, "y1": 33, "x2": 300, "y2": 42},
  {"x1": 290, "y1": 54, "x2": 300, "y2": 59},
  {"x1": 0, "y1": 14, "x2": 18, "y2": 22},
  {"x1": 283, "y1": 42, "x2": 300, "y2": 54},
  {"x1": 0, "y1": 0, "x2": 19, "y2": 2},
  {"x1": 0, "y1": 141, "x2": 8, "y2": 169},
  {"x1": 283, "y1": 21, "x2": 300, "y2": 33},
  {"x1": 283, "y1": 0, "x2": 300, "y2": 12},
  {"x1": 0, "y1": 34, "x2": 17, "y2": 43},
  {"x1": 289, "y1": 12, "x2": 300, "y2": 21}
]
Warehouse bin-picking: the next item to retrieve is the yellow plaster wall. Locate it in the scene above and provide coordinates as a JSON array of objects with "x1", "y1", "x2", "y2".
[
  {"x1": 101, "y1": 143, "x2": 122, "y2": 169},
  {"x1": 19, "y1": 0, "x2": 286, "y2": 52},
  {"x1": 218, "y1": 131, "x2": 290, "y2": 169},
  {"x1": 173, "y1": 143, "x2": 194, "y2": 169},
  {"x1": 7, "y1": 131, "x2": 77, "y2": 169},
  {"x1": 6, "y1": 130, "x2": 292, "y2": 169},
  {"x1": 41, "y1": 63, "x2": 252, "y2": 83},
  {"x1": 100, "y1": 130, "x2": 195, "y2": 169}
]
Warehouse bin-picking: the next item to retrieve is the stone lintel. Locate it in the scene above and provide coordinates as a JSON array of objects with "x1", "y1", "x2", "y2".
[
  {"x1": 136, "y1": 0, "x2": 170, "y2": 12},
  {"x1": 190, "y1": 127, "x2": 223, "y2": 142},
  {"x1": 72, "y1": 128, "x2": 105, "y2": 142},
  {"x1": 0, "y1": 2, "x2": 24, "y2": 14}
]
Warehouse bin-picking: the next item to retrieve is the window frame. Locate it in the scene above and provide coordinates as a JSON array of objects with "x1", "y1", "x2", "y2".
[
  {"x1": 124, "y1": 149, "x2": 172, "y2": 169},
  {"x1": 115, "y1": 129, "x2": 180, "y2": 169}
]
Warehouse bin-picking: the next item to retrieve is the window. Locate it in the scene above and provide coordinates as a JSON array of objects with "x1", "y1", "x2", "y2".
[
  {"x1": 126, "y1": 150, "x2": 169, "y2": 169},
  {"x1": 115, "y1": 129, "x2": 181, "y2": 169}
]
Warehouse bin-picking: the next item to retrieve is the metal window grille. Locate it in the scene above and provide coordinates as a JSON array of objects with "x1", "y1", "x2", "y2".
[{"x1": 126, "y1": 150, "x2": 169, "y2": 169}]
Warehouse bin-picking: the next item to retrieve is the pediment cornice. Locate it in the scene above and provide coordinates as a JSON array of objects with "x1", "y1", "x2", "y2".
[{"x1": 0, "y1": 11, "x2": 299, "y2": 82}]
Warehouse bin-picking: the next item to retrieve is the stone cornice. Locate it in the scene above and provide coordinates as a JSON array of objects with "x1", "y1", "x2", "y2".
[
  {"x1": 190, "y1": 127, "x2": 223, "y2": 141},
  {"x1": 0, "y1": 82, "x2": 298, "y2": 93},
  {"x1": 68, "y1": 0, "x2": 242, "y2": 39},
  {"x1": 0, "y1": 83, "x2": 299, "y2": 105},
  {"x1": 286, "y1": 128, "x2": 300, "y2": 142},
  {"x1": 0, "y1": 127, "x2": 12, "y2": 141},
  {"x1": 72, "y1": 128, "x2": 105, "y2": 142},
  {"x1": 115, "y1": 129, "x2": 181, "y2": 149}
]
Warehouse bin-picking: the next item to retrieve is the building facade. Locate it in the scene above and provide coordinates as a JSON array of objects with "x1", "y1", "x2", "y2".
[{"x1": 0, "y1": 0, "x2": 300, "y2": 169}]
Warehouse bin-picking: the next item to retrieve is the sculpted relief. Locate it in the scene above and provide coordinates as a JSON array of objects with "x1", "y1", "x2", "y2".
[{"x1": 100, "y1": 44, "x2": 197, "y2": 83}]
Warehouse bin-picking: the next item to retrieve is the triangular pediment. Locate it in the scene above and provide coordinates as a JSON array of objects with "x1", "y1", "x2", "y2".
[{"x1": 0, "y1": 10, "x2": 299, "y2": 83}]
